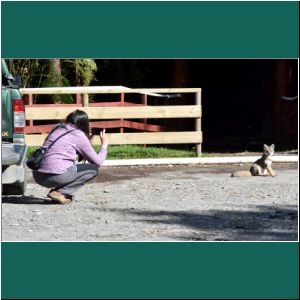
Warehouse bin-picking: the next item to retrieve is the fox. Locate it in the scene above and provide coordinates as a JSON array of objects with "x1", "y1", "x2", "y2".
[{"x1": 231, "y1": 144, "x2": 277, "y2": 177}]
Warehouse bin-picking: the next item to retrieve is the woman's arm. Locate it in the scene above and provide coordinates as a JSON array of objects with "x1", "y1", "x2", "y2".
[{"x1": 77, "y1": 130, "x2": 108, "y2": 166}]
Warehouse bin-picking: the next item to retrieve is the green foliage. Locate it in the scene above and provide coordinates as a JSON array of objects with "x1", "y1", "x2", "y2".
[
  {"x1": 74, "y1": 59, "x2": 98, "y2": 86},
  {"x1": 8, "y1": 59, "x2": 97, "y2": 88},
  {"x1": 8, "y1": 59, "x2": 46, "y2": 88},
  {"x1": 26, "y1": 146, "x2": 39, "y2": 159},
  {"x1": 8, "y1": 59, "x2": 98, "y2": 104}
]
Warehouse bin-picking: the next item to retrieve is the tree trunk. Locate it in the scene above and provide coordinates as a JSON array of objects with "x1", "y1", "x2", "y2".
[
  {"x1": 51, "y1": 59, "x2": 62, "y2": 103},
  {"x1": 173, "y1": 59, "x2": 189, "y2": 87}
]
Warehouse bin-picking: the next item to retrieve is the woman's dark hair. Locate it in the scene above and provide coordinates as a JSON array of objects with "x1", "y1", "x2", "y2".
[
  {"x1": 65, "y1": 110, "x2": 90, "y2": 138},
  {"x1": 65, "y1": 110, "x2": 91, "y2": 162}
]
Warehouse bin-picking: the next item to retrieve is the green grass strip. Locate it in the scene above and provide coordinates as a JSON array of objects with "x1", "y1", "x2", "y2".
[{"x1": 26, "y1": 145, "x2": 196, "y2": 160}]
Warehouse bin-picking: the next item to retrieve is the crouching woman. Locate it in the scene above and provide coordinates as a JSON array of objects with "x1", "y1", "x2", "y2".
[{"x1": 32, "y1": 109, "x2": 108, "y2": 204}]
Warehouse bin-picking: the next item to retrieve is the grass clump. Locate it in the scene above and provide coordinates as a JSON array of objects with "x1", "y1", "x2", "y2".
[{"x1": 26, "y1": 145, "x2": 196, "y2": 160}]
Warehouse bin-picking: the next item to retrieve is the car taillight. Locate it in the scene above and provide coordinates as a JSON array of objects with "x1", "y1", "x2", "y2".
[{"x1": 13, "y1": 99, "x2": 25, "y2": 134}]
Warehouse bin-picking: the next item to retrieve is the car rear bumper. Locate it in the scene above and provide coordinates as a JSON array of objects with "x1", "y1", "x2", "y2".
[{"x1": 2, "y1": 143, "x2": 26, "y2": 184}]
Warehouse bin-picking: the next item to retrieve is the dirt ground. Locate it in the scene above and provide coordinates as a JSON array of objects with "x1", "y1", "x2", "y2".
[{"x1": 1, "y1": 162, "x2": 298, "y2": 241}]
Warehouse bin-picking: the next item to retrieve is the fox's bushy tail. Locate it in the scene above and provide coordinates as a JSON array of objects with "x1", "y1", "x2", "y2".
[{"x1": 231, "y1": 171, "x2": 252, "y2": 177}]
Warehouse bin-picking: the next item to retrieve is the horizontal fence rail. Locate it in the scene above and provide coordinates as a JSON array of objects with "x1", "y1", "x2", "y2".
[
  {"x1": 21, "y1": 86, "x2": 202, "y2": 95},
  {"x1": 25, "y1": 106, "x2": 201, "y2": 120},
  {"x1": 21, "y1": 86, "x2": 202, "y2": 156},
  {"x1": 26, "y1": 132, "x2": 203, "y2": 146}
]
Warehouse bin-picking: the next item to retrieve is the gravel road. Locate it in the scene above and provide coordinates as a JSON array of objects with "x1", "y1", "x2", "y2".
[{"x1": 2, "y1": 163, "x2": 298, "y2": 241}]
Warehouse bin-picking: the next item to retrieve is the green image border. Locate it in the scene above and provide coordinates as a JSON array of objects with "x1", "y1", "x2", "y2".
[
  {"x1": 2, "y1": 242, "x2": 299, "y2": 299},
  {"x1": 1, "y1": 1, "x2": 299, "y2": 58},
  {"x1": 1, "y1": 1, "x2": 299, "y2": 299}
]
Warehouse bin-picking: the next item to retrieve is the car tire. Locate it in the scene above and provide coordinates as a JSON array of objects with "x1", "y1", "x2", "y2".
[{"x1": 2, "y1": 176, "x2": 26, "y2": 196}]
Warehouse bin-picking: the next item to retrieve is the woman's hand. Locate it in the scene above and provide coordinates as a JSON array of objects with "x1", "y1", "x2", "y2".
[{"x1": 100, "y1": 129, "x2": 108, "y2": 147}]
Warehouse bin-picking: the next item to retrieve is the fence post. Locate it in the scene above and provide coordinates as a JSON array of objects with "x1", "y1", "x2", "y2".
[
  {"x1": 195, "y1": 91, "x2": 202, "y2": 157},
  {"x1": 28, "y1": 93, "x2": 33, "y2": 105},
  {"x1": 82, "y1": 93, "x2": 89, "y2": 107},
  {"x1": 142, "y1": 94, "x2": 148, "y2": 148},
  {"x1": 120, "y1": 93, "x2": 124, "y2": 133},
  {"x1": 142, "y1": 94, "x2": 148, "y2": 131},
  {"x1": 76, "y1": 93, "x2": 82, "y2": 105},
  {"x1": 28, "y1": 94, "x2": 34, "y2": 132}
]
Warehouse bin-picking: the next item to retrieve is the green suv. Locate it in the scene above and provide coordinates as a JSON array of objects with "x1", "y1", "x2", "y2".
[{"x1": 1, "y1": 59, "x2": 27, "y2": 195}]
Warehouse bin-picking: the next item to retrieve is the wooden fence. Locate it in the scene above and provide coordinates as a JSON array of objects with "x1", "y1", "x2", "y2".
[{"x1": 20, "y1": 86, "x2": 202, "y2": 156}]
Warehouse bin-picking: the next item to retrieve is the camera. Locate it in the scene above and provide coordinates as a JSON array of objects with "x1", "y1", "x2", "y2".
[{"x1": 91, "y1": 127, "x2": 103, "y2": 135}]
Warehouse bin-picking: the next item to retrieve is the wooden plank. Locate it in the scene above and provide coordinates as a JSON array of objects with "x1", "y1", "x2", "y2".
[
  {"x1": 99, "y1": 132, "x2": 203, "y2": 145},
  {"x1": 20, "y1": 86, "x2": 201, "y2": 95},
  {"x1": 26, "y1": 104, "x2": 82, "y2": 107},
  {"x1": 24, "y1": 120, "x2": 164, "y2": 134},
  {"x1": 25, "y1": 121, "x2": 125, "y2": 134},
  {"x1": 123, "y1": 120, "x2": 165, "y2": 132},
  {"x1": 195, "y1": 91, "x2": 202, "y2": 157},
  {"x1": 82, "y1": 94, "x2": 89, "y2": 106},
  {"x1": 25, "y1": 105, "x2": 201, "y2": 120},
  {"x1": 76, "y1": 93, "x2": 81, "y2": 104},
  {"x1": 21, "y1": 86, "x2": 127, "y2": 95},
  {"x1": 88, "y1": 102, "x2": 144, "y2": 107},
  {"x1": 25, "y1": 131, "x2": 202, "y2": 146},
  {"x1": 89, "y1": 120, "x2": 123, "y2": 129},
  {"x1": 120, "y1": 93, "x2": 124, "y2": 133},
  {"x1": 25, "y1": 124, "x2": 56, "y2": 134}
]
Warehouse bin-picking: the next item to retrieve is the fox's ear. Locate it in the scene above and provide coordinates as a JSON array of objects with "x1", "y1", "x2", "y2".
[
  {"x1": 271, "y1": 144, "x2": 275, "y2": 149},
  {"x1": 263, "y1": 144, "x2": 268, "y2": 149}
]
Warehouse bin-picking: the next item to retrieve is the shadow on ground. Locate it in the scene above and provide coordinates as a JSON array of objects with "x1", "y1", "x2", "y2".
[
  {"x1": 105, "y1": 205, "x2": 298, "y2": 241},
  {"x1": 2, "y1": 196, "x2": 56, "y2": 205}
]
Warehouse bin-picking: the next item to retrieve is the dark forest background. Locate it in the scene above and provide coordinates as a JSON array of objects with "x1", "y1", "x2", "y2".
[{"x1": 8, "y1": 59, "x2": 298, "y2": 151}]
